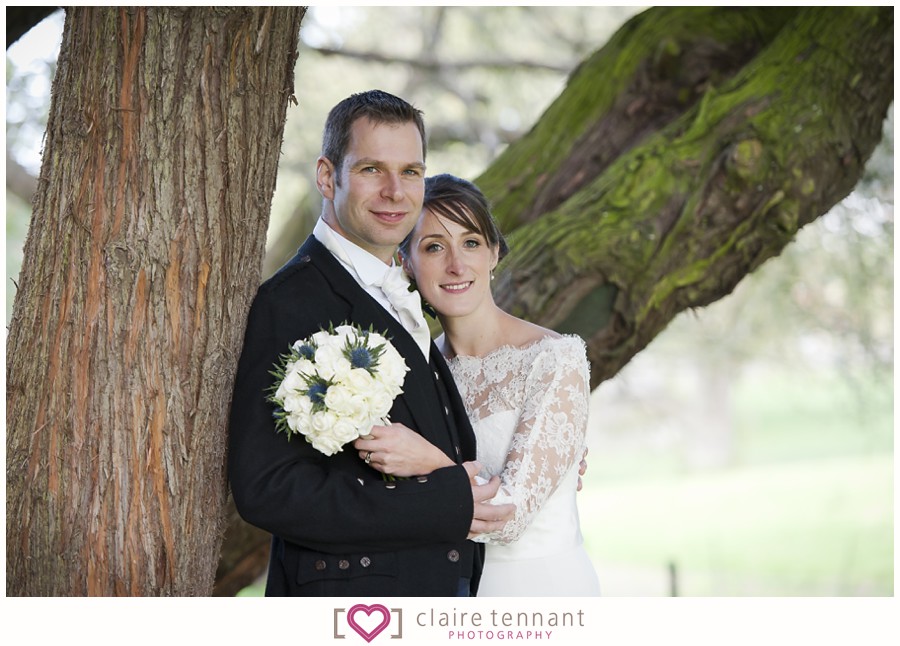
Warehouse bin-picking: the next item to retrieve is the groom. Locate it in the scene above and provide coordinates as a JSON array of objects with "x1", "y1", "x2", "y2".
[{"x1": 228, "y1": 90, "x2": 513, "y2": 596}]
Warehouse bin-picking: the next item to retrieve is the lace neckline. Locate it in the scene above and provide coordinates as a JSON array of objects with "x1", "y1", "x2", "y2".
[{"x1": 446, "y1": 334, "x2": 582, "y2": 364}]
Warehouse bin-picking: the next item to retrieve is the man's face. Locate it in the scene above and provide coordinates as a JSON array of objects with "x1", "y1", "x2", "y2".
[{"x1": 318, "y1": 117, "x2": 426, "y2": 264}]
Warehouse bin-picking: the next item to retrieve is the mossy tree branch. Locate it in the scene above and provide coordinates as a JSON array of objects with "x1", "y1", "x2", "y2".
[{"x1": 484, "y1": 6, "x2": 893, "y2": 387}]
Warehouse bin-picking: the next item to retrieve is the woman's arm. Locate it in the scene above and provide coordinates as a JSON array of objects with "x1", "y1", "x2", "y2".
[{"x1": 473, "y1": 339, "x2": 590, "y2": 545}]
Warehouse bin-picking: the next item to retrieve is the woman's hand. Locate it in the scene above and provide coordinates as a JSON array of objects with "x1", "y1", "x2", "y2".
[{"x1": 354, "y1": 423, "x2": 455, "y2": 477}]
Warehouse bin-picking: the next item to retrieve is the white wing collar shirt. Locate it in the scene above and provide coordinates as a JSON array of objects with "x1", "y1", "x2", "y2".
[{"x1": 313, "y1": 218, "x2": 432, "y2": 358}]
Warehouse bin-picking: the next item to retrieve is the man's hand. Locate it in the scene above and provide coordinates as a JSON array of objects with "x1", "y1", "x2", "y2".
[{"x1": 463, "y1": 461, "x2": 515, "y2": 539}]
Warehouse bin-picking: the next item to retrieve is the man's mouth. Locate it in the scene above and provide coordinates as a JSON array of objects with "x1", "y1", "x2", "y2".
[{"x1": 372, "y1": 211, "x2": 406, "y2": 222}]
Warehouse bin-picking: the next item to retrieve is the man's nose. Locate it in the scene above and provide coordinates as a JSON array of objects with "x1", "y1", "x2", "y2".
[{"x1": 380, "y1": 173, "x2": 403, "y2": 201}]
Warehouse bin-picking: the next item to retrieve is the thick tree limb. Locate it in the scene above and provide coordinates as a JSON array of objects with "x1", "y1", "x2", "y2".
[{"x1": 489, "y1": 6, "x2": 893, "y2": 388}]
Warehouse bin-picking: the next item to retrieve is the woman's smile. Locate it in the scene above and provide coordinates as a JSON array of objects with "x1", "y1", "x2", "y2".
[{"x1": 441, "y1": 280, "x2": 473, "y2": 293}]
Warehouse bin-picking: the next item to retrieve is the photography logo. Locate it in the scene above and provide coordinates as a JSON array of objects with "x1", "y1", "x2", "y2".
[{"x1": 334, "y1": 604, "x2": 403, "y2": 643}]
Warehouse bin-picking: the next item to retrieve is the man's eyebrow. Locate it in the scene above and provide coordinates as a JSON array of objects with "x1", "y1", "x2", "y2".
[
  {"x1": 350, "y1": 157, "x2": 383, "y2": 169},
  {"x1": 350, "y1": 158, "x2": 426, "y2": 171}
]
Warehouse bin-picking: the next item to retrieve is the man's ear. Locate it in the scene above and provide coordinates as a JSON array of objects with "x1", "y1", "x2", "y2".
[
  {"x1": 316, "y1": 156, "x2": 336, "y2": 200},
  {"x1": 399, "y1": 251, "x2": 412, "y2": 276}
]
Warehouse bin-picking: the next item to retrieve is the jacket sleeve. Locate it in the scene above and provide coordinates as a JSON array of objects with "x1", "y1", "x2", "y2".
[{"x1": 227, "y1": 273, "x2": 473, "y2": 553}]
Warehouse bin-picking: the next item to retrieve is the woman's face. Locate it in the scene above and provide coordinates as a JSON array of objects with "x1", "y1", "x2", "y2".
[{"x1": 403, "y1": 208, "x2": 499, "y2": 320}]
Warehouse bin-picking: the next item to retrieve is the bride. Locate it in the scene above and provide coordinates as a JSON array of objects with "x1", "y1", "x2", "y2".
[{"x1": 355, "y1": 173, "x2": 600, "y2": 597}]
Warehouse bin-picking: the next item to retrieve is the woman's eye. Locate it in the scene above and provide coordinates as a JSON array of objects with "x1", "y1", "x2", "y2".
[
  {"x1": 425, "y1": 243, "x2": 443, "y2": 253},
  {"x1": 464, "y1": 239, "x2": 481, "y2": 248}
]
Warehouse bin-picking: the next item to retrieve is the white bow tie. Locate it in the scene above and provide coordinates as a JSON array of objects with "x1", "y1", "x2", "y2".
[{"x1": 374, "y1": 265, "x2": 432, "y2": 358}]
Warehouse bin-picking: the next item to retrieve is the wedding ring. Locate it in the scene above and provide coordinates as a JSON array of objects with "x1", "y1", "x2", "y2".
[{"x1": 364, "y1": 451, "x2": 372, "y2": 464}]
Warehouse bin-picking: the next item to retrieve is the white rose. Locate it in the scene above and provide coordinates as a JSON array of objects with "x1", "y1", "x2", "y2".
[
  {"x1": 366, "y1": 331, "x2": 388, "y2": 346},
  {"x1": 310, "y1": 330, "x2": 334, "y2": 347},
  {"x1": 278, "y1": 364, "x2": 307, "y2": 399},
  {"x1": 292, "y1": 357, "x2": 315, "y2": 377},
  {"x1": 282, "y1": 392, "x2": 305, "y2": 415},
  {"x1": 332, "y1": 417, "x2": 363, "y2": 445},
  {"x1": 333, "y1": 324, "x2": 358, "y2": 340},
  {"x1": 377, "y1": 347, "x2": 409, "y2": 386},
  {"x1": 364, "y1": 385, "x2": 394, "y2": 418},
  {"x1": 324, "y1": 384, "x2": 368, "y2": 420},
  {"x1": 310, "y1": 409, "x2": 338, "y2": 434},
  {"x1": 310, "y1": 432, "x2": 344, "y2": 456},
  {"x1": 314, "y1": 343, "x2": 352, "y2": 381},
  {"x1": 286, "y1": 407, "x2": 310, "y2": 433},
  {"x1": 344, "y1": 367, "x2": 376, "y2": 392}
]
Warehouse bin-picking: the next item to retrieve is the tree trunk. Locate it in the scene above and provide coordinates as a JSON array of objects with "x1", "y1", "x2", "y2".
[
  {"x1": 6, "y1": 7, "x2": 304, "y2": 596},
  {"x1": 482, "y1": 6, "x2": 893, "y2": 387}
]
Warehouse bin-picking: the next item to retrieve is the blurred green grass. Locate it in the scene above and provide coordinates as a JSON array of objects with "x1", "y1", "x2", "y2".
[
  {"x1": 580, "y1": 366, "x2": 893, "y2": 596},
  {"x1": 580, "y1": 455, "x2": 892, "y2": 595}
]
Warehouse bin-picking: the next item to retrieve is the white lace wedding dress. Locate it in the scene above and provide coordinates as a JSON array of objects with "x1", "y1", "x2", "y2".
[{"x1": 449, "y1": 335, "x2": 601, "y2": 597}]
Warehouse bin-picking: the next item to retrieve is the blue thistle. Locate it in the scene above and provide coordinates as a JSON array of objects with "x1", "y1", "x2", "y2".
[
  {"x1": 297, "y1": 343, "x2": 316, "y2": 360},
  {"x1": 349, "y1": 346, "x2": 373, "y2": 370},
  {"x1": 307, "y1": 382, "x2": 328, "y2": 405}
]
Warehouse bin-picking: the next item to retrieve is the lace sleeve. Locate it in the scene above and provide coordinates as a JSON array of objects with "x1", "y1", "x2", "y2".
[{"x1": 474, "y1": 338, "x2": 589, "y2": 545}]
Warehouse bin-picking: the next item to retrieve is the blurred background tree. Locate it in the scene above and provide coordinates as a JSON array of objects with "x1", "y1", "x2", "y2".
[{"x1": 6, "y1": 6, "x2": 892, "y2": 596}]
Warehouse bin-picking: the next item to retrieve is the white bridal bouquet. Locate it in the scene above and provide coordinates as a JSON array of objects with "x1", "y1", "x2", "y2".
[{"x1": 267, "y1": 324, "x2": 409, "y2": 456}]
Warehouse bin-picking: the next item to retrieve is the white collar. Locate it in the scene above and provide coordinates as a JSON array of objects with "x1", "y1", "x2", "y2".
[{"x1": 313, "y1": 218, "x2": 397, "y2": 284}]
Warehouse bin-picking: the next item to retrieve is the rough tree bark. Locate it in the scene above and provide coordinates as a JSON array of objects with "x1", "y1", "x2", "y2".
[
  {"x1": 212, "y1": 5, "x2": 893, "y2": 593},
  {"x1": 6, "y1": 7, "x2": 304, "y2": 596}
]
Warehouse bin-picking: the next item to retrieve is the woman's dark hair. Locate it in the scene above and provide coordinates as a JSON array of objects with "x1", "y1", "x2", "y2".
[
  {"x1": 400, "y1": 174, "x2": 509, "y2": 260},
  {"x1": 321, "y1": 89, "x2": 426, "y2": 181}
]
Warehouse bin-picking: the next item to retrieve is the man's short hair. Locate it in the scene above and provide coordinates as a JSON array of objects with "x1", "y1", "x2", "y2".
[{"x1": 321, "y1": 90, "x2": 427, "y2": 181}]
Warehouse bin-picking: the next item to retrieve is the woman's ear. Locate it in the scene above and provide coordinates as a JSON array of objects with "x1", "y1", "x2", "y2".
[
  {"x1": 315, "y1": 156, "x2": 336, "y2": 200},
  {"x1": 490, "y1": 244, "x2": 500, "y2": 271}
]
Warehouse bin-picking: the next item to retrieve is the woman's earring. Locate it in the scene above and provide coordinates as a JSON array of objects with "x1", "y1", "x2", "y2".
[{"x1": 491, "y1": 271, "x2": 495, "y2": 281}]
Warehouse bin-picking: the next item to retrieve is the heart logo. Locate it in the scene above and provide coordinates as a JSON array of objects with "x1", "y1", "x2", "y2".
[{"x1": 347, "y1": 603, "x2": 391, "y2": 643}]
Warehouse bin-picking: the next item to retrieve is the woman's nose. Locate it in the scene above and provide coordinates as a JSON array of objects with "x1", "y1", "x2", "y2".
[{"x1": 445, "y1": 248, "x2": 465, "y2": 274}]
